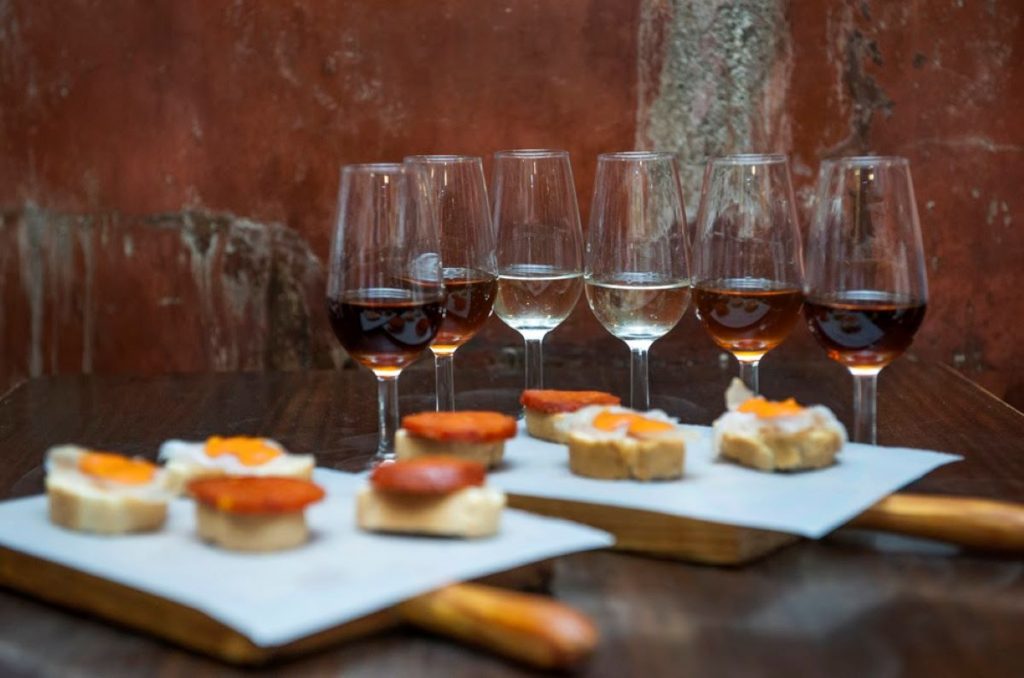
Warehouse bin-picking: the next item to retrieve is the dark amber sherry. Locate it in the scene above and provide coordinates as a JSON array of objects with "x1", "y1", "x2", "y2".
[
  {"x1": 692, "y1": 278, "x2": 803, "y2": 359},
  {"x1": 804, "y1": 291, "x2": 926, "y2": 372},
  {"x1": 327, "y1": 288, "x2": 444, "y2": 375},
  {"x1": 432, "y1": 267, "x2": 497, "y2": 355}
]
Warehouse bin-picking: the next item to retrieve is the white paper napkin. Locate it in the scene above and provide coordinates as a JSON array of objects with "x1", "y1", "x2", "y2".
[
  {"x1": 0, "y1": 469, "x2": 612, "y2": 647},
  {"x1": 491, "y1": 426, "x2": 960, "y2": 538}
]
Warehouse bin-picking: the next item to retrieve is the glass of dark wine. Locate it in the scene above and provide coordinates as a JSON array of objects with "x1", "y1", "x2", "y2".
[
  {"x1": 326, "y1": 163, "x2": 445, "y2": 463},
  {"x1": 804, "y1": 156, "x2": 928, "y2": 444},
  {"x1": 404, "y1": 156, "x2": 497, "y2": 411},
  {"x1": 692, "y1": 154, "x2": 804, "y2": 393},
  {"x1": 491, "y1": 150, "x2": 584, "y2": 391},
  {"x1": 585, "y1": 152, "x2": 690, "y2": 410}
]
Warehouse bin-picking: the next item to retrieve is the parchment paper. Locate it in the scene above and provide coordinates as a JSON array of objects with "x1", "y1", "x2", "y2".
[
  {"x1": 0, "y1": 469, "x2": 612, "y2": 647},
  {"x1": 490, "y1": 425, "x2": 960, "y2": 538}
]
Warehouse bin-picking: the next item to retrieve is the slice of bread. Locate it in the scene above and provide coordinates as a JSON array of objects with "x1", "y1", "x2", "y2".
[
  {"x1": 356, "y1": 485, "x2": 505, "y2": 538},
  {"x1": 524, "y1": 410, "x2": 568, "y2": 444},
  {"x1": 713, "y1": 377, "x2": 846, "y2": 472},
  {"x1": 394, "y1": 429, "x2": 505, "y2": 469},
  {"x1": 46, "y1": 479, "x2": 167, "y2": 534},
  {"x1": 717, "y1": 428, "x2": 842, "y2": 471},
  {"x1": 567, "y1": 433, "x2": 684, "y2": 481},
  {"x1": 194, "y1": 504, "x2": 309, "y2": 552}
]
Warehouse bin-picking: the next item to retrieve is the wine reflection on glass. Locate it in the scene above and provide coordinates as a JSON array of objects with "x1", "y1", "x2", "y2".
[
  {"x1": 803, "y1": 156, "x2": 928, "y2": 444},
  {"x1": 404, "y1": 155, "x2": 497, "y2": 411},
  {"x1": 491, "y1": 150, "x2": 584, "y2": 392},
  {"x1": 584, "y1": 152, "x2": 690, "y2": 410},
  {"x1": 325, "y1": 163, "x2": 446, "y2": 464},
  {"x1": 692, "y1": 154, "x2": 804, "y2": 393}
]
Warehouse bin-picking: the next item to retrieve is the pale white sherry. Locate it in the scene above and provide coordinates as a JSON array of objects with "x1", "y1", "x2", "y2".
[
  {"x1": 586, "y1": 274, "x2": 690, "y2": 342},
  {"x1": 495, "y1": 264, "x2": 583, "y2": 334}
]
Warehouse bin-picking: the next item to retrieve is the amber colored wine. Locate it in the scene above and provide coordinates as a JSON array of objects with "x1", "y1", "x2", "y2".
[
  {"x1": 692, "y1": 278, "x2": 803, "y2": 359},
  {"x1": 804, "y1": 291, "x2": 926, "y2": 373},
  {"x1": 431, "y1": 267, "x2": 497, "y2": 355},
  {"x1": 327, "y1": 288, "x2": 444, "y2": 376}
]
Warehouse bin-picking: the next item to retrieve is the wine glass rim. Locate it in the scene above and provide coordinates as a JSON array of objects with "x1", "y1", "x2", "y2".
[
  {"x1": 493, "y1": 149, "x2": 569, "y2": 159},
  {"x1": 403, "y1": 154, "x2": 482, "y2": 164},
  {"x1": 822, "y1": 155, "x2": 909, "y2": 166},
  {"x1": 709, "y1": 153, "x2": 788, "y2": 165},
  {"x1": 598, "y1": 151, "x2": 676, "y2": 162},
  {"x1": 341, "y1": 162, "x2": 404, "y2": 175}
]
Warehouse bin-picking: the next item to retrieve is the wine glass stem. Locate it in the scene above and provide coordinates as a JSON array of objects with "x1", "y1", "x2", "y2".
[
  {"x1": 434, "y1": 352, "x2": 456, "y2": 411},
  {"x1": 627, "y1": 341, "x2": 653, "y2": 410},
  {"x1": 737, "y1": 358, "x2": 760, "y2": 394},
  {"x1": 375, "y1": 374, "x2": 400, "y2": 463},
  {"x1": 524, "y1": 335, "x2": 544, "y2": 390},
  {"x1": 852, "y1": 371, "x2": 879, "y2": 444}
]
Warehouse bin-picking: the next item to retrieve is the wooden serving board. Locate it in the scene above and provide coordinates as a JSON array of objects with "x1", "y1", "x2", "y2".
[
  {"x1": 0, "y1": 546, "x2": 552, "y2": 665},
  {"x1": 507, "y1": 492, "x2": 1024, "y2": 565},
  {"x1": 507, "y1": 494, "x2": 796, "y2": 565}
]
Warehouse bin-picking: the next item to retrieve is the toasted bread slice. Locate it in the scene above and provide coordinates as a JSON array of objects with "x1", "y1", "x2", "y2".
[
  {"x1": 717, "y1": 428, "x2": 842, "y2": 471},
  {"x1": 567, "y1": 433, "x2": 684, "y2": 481},
  {"x1": 356, "y1": 485, "x2": 505, "y2": 538},
  {"x1": 194, "y1": 504, "x2": 310, "y2": 552},
  {"x1": 524, "y1": 410, "x2": 568, "y2": 444},
  {"x1": 394, "y1": 429, "x2": 505, "y2": 469},
  {"x1": 46, "y1": 479, "x2": 167, "y2": 534}
]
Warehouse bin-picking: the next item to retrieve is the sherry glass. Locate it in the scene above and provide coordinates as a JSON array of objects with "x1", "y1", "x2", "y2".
[
  {"x1": 326, "y1": 163, "x2": 445, "y2": 463},
  {"x1": 692, "y1": 154, "x2": 804, "y2": 393},
  {"x1": 404, "y1": 155, "x2": 497, "y2": 411},
  {"x1": 491, "y1": 150, "x2": 584, "y2": 391},
  {"x1": 585, "y1": 152, "x2": 690, "y2": 410},
  {"x1": 804, "y1": 156, "x2": 928, "y2": 444}
]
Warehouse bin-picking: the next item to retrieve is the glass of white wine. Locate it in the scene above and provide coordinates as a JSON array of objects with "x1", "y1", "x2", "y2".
[
  {"x1": 491, "y1": 150, "x2": 584, "y2": 391},
  {"x1": 585, "y1": 152, "x2": 690, "y2": 410}
]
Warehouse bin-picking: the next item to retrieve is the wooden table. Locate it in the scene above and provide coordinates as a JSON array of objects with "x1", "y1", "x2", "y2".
[{"x1": 1, "y1": 324, "x2": 1023, "y2": 677}]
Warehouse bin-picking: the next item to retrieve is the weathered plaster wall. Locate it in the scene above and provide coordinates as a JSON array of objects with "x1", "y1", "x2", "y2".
[
  {"x1": 638, "y1": 0, "x2": 1023, "y2": 403},
  {"x1": 0, "y1": 1, "x2": 1021, "y2": 406},
  {"x1": 0, "y1": 207, "x2": 338, "y2": 393},
  {"x1": 0, "y1": 0, "x2": 638, "y2": 257}
]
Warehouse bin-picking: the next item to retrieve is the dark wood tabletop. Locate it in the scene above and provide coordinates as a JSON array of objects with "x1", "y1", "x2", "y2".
[{"x1": 1, "y1": 318, "x2": 1023, "y2": 677}]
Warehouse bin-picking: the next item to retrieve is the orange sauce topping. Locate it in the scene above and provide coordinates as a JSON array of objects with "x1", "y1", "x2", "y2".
[
  {"x1": 204, "y1": 437, "x2": 282, "y2": 466},
  {"x1": 737, "y1": 397, "x2": 804, "y2": 418},
  {"x1": 592, "y1": 410, "x2": 676, "y2": 438},
  {"x1": 79, "y1": 452, "x2": 157, "y2": 485},
  {"x1": 592, "y1": 411, "x2": 638, "y2": 431},
  {"x1": 627, "y1": 418, "x2": 674, "y2": 436}
]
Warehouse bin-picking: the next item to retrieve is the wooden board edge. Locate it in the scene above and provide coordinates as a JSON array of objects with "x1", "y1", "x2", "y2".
[
  {"x1": 0, "y1": 547, "x2": 555, "y2": 666},
  {"x1": 507, "y1": 494, "x2": 798, "y2": 565}
]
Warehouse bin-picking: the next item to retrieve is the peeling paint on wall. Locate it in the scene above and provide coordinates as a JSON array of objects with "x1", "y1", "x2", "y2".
[
  {"x1": 822, "y1": 4, "x2": 894, "y2": 157},
  {"x1": 15, "y1": 206, "x2": 44, "y2": 377},
  {"x1": 636, "y1": 0, "x2": 792, "y2": 204},
  {"x1": 0, "y1": 207, "x2": 341, "y2": 392}
]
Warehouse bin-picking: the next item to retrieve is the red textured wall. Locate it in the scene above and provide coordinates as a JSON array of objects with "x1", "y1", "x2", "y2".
[
  {"x1": 0, "y1": 0, "x2": 638, "y2": 257},
  {"x1": 1, "y1": 1, "x2": 1022, "y2": 406}
]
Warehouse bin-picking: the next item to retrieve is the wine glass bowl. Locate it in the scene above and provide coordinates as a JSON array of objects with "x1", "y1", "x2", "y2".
[
  {"x1": 691, "y1": 282, "x2": 803, "y2": 361},
  {"x1": 326, "y1": 163, "x2": 445, "y2": 463},
  {"x1": 692, "y1": 154, "x2": 804, "y2": 393},
  {"x1": 491, "y1": 150, "x2": 584, "y2": 390},
  {"x1": 584, "y1": 151, "x2": 690, "y2": 409},
  {"x1": 326, "y1": 291, "x2": 444, "y2": 376},
  {"x1": 404, "y1": 155, "x2": 497, "y2": 410},
  {"x1": 804, "y1": 156, "x2": 928, "y2": 443}
]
